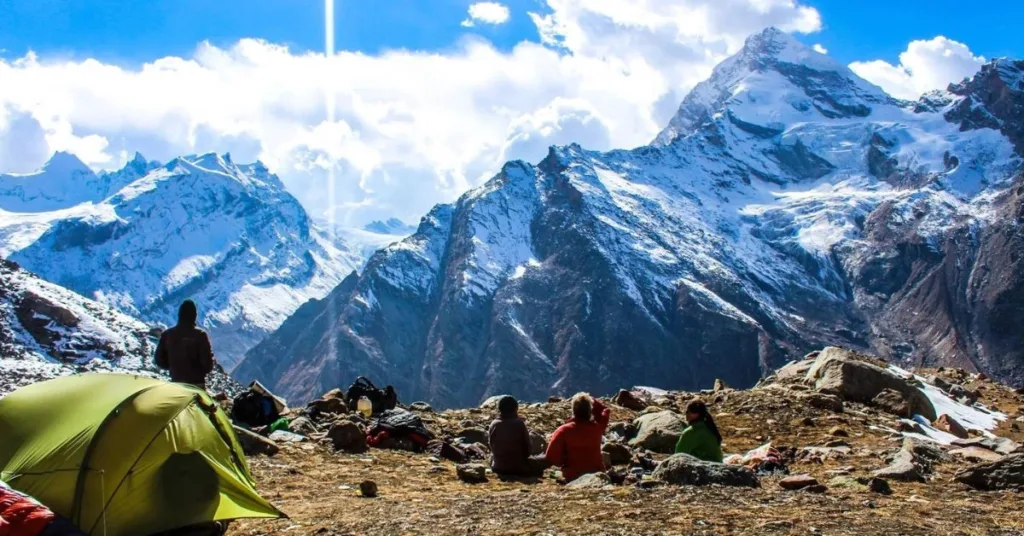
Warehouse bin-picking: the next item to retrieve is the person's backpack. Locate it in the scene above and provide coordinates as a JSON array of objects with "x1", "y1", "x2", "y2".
[
  {"x1": 345, "y1": 377, "x2": 398, "y2": 414},
  {"x1": 231, "y1": 389, "x2": 280, "y2": 427},
  {"x1": 370, "y1": 409, "x2": 434, "y2": 449}
]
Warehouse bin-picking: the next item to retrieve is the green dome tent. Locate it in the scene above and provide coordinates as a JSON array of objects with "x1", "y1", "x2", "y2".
[{"x1": 0, "y1": 373, "x2": 284, "y2": 536}]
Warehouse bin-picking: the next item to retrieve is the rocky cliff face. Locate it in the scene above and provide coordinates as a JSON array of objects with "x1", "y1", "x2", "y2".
[
  {"x1": 0, "y1": 153, "x2": 362, "y2": 369},
  {"x1": 242, "y1": 28, "x2": 1022, "y2": 408}
]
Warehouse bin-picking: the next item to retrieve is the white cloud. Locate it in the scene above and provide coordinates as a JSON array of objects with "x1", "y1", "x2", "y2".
[
  {"x1": 849, "y1": 36, "x2": 985, "y2": 100},
  {"x1": 812, "y1": 43, "x2": 827, "y2": 54},
  {"x1": 462, "y1": 2, "x2": 511, "y2": 27},
  {"x1": 0, "y1": 0, "x2": 822, "y2": 225}
]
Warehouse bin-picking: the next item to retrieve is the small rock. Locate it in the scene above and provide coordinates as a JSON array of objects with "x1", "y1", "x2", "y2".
[
  {"x1": 409, "y1": 401, "x2": 434, "y2": 412},
  {"x1": 955, "y1": 453, "x2": 1024, "y2": 490},
  {"x1": 614, "y1": 389, "x2": 649, "y2": 411},
  {"x1": 895, "y1": 419, "x2": 924, "y2": 433},
  {"x1": 456, "y1": 427, "x2": 489, "y2": 445},
  {"x1": 872, "y1": 449, "x2": 924, "y2": 482},
  {"x1": 797, "y1": 417, "x2": 815, "y2": 427},
  {"x1": 800, "y1": 393, "x2": 844, "y2": 413},
  {"x1": 308, "y1": 397, "x2": 348, "y2": 416},
  {"x1": 602, "y1": 451, "x2": 613, "y2": 468},
  {"x1": 802, "y1": 484, "x2": 828, "y2": 494},
  {"x1": 479, "y1": 395, "x2": 511, "y2": 410},
  {"x1": 359, "y1": 480, "x2": 378, "y2": 498},
  {"x1": 871, "y1": 388, "x2": 910, "y2": 417},
  {"x1": 933, "y1": 414, "x2": 969, "y2": 439},
  {"x1": 566, "y1": 472, "x2": 611, "y2": 489},
  {"x1": 529, "y1": 431, "x2": 548, "y2": 455},
  {"x1": 456, "y1": 463, "x2": 488, "y2": 484},
  {"x1": 427, "y1": 440, "x2": 468, "y2": 463},
  {"x1": 902, "y1": 437, "x2": 948, "y2": 467},
  {"x1": 950, "y1": 446, "x2": 1004, "y2": 463},
  {"x1": 713, "y1": 378, "x2": 729, "y2": 392},
  {"x1": 288, "y1": 416, "x2": 319, "y2": 436},
  {"x1": 548, "y1": 396, "x2": 563, "y2": 403},
  {"x1": 866, "y1": 477, "x2": 891, "y2": 495},
  {"x1": 602, "y1": 442, "x2": 632, "y2": 465},
  {"x1": 779, "y1": 474, "x2": 818, "y2": 491},
  {"x1": 652, "y1": 454, "x2": 759, "y2": 487},
  {"x1": 823, "y1": 440, "x2": 849, "y2": 448},
  {"x1": 829, "y1": 427, "x2": 849, "y2": 438},
  {"x1": 233, "y1": 425, "x2": 280, "y2": 456},
  {"x1": 607, "y1": 422, "x2": 639, "y2": 440}
]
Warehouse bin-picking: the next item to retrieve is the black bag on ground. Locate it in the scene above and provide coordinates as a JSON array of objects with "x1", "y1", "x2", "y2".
[
  {"x1": 231, "y1": 389, "x2": 280, "y2": 427},
  {"x1": 370, "y1": 409, "x2": 434, "y2": 448},
  {"x1": 345, "y1": 376, "x2": 398, "y2": 414}
]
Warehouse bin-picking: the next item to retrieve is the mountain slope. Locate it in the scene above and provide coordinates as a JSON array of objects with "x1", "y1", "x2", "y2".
[
  {"x1": 0, "y1": 153, "x2": 361, "y2": 369},
  {"x1": 239, "y1": 30, "x2": 1021, "y2": 407}
]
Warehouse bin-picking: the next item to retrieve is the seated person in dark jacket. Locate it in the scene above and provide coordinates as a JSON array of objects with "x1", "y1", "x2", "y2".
[
  {"x1": 155, "y1": 300, "x2": 215, "y2": 390},
  {"x1": 487, "y1": 396, "x2": 548, "y2": 477}
]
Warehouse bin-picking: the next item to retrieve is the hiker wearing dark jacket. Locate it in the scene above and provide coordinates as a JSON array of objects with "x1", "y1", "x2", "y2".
[
  {"x1": 674, "y1": 398, "x2": 724, "y2": 462},
  {"x1": 155, "y1": 300, "x2": 214, "y2": 390},
  {"x1": 488, "y1": 396, "x2": 548, "y2": 477},
  {"x1": 545, "y1": 393, "x2": 610, "y2": 482}
]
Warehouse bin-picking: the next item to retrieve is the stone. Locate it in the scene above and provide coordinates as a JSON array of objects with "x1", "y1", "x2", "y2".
[
  {"x1": 602, "y1": 452, "x2": 612, "y2": 468},
  {"x1": 934, "y1": 414, "x2": 969, "y2": 439},
  {"x1": 308, "y1": 397, "x2": 348, "y2": 416},
  {"x1": 327, "y1": 421, "x2": 367, "y2": 453},
  {"x1": 866, "y1": 477, "x2": 891, "y2": 495},
  {"x1": 829, "y1": 427, "x2": 849, "y2": 437},
  {"x1": 802, "y1": 484, "x2": 828, "y2": 494},
  {"x1": 630, "y1": 411, "x2": 687, "y2": 453},
  {"x1": 805, "y1": 347, "x2": 936, "y2": 420},
  {"x1": 614, "y1": 389, "x2": 648, "y2": 411},
  {"x1": 529, "y1": 431, "x2": 548, "y2": 455},
  {"x1": 827, "y1": 476, "x2": 863, "y2": 490},
  {"x1": 797, "y1": 417, "x2": 816, "y2": 427},
  {"x1": 462, "y1": 443, "x2": 489, "y2": 460},
  {"x1": 799, "y1": 393, "x2": 844, "y2": 413},
  {"x1": 359, "y1": 480, "x2": 378, "y2": 498},
  {"x1": 233, "y1": 425, "x2": 280, "y2": 456},
  {"x1": 954, "y1": 454, "x2": 1024, "y2": 490},
  {"x1": 774, "y1": 358, "x2": 816, "y2": 382},
  {"x1": 268, "y1": 430, "x2": 306, "y2": 443},
  {"x1": 871, "y1": 388, "x2": 910, "y2": 417},
  {"x1": 548, "y1": 396, "x2": 563, "y2": 403},
  {"x1": 779, "y1": 474, "x2": 818, "y2": 490},
  {"x1": 602, "y1": 442, "x2": 632, "y2": 465},
  {"x1": 872, "y1": 449, "x2": 924, "y2": 482},
  {"x1": 950, "y1": 446, "x2": 1004, "y2": 463},
  {"x1": 651, "y1": 454, "x2": 759, "y2": 487},
  {"x1": 456, "y1": 427, "x2": 489, "y2": 445},
  {"x1": 713, "y1": 378, "x2": 729, "y2": 392},
  {"x1": 479, "y1": 395, "x2": 511, "y2": 410},
  {"x1": 895, "y1": 419, "x2": 924, "y2": 433},
  {"x1": 607, "y1": 422, "x2": 639, "y2": 440},
  {"x1": 288, "y1": 416, "x2": 319, "y2": 436},
  {"x1": 566, "y1": 472, "x2": 611, "y2": 489},
  {"x1": 901, "y1": 437, "x2": 948, "y2": 467},
  {"x1": 823, "y1": 440, "x2": 849, "y2": 448},
  {"x1": 948, "y1": 384, "x2": 979, "y2": 404},
  {"x1": 925, "y1": 375, "x2": 952, "y2": 392},
  {"x1": 456, "y1": 463, "x2": 488, "y2": 484},
  {"x1": 409, "y1": 401, "x2": 434, "y2": 412},
  {"x1": 951, "y1": 436, "x2": 1024, "y2": 455}
]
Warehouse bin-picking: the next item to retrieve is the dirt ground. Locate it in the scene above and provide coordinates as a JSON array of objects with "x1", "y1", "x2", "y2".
[{"x1": 231, "y1": 371, "x2": 1024, "y2": 536}]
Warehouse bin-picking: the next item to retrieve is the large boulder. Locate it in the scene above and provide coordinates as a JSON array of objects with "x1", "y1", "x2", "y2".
[
  {"x1": 479, "y1": 395, "x2": 511, "y2": 410},
  {"x1": 652, "y1": 454, "x2": 759, "y2": 487},
  {"x1": 629, "y1": 411, "x2": 687, "y2": 453},
  {"x1": 954, "y1": 454, "x2": 1024, "y2": 490},
  {"x1": 602, "y1": 442, "x2": 632, "y2": 465},
  {"x1": 805, "y1": 347, "x2": 936, "y2": 420},
  {"x1": 934, "y1": 414, "x2": 969, "y2": 439},
  {"x1": 614, "y1": 389, "x2": 648, "y2": 411}
]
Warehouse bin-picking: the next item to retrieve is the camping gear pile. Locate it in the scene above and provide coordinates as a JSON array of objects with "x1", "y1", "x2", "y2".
[
  {"x1": 0, "y1": 374, "x2": 284, "y2": 536},
  {"x1": 724, "y1": 442, "x2": 790, "y2": 475}
]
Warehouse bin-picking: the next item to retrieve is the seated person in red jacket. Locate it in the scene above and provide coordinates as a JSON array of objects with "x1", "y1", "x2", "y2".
[
  {"x1": 488, "y1": 396, "x2": 549, "y2": 477},
  {"x1": 0, "y1": 480, "x2": 86, "y2": 536},
  {"x1": 544, "y1": 392, "x2": 610, "y2": 482}
]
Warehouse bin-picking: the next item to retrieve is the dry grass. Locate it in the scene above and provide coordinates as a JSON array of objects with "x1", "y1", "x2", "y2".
[{"x1": 232, "y1": 372, "x2": 1024, "y2": 535}]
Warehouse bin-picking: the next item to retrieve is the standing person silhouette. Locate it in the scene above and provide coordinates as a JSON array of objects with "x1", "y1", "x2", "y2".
[{"x1": 155, "y1": 300, "x2": 215, "y2": 391}]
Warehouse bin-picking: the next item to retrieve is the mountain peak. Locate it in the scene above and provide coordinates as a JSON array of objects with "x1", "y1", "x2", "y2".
[
  {"x1": 362, "y1": 218, "x2": 415, "y2": 235},
  {"x1": 42, "y1": 151, "x2": 91, "y2": 176}
]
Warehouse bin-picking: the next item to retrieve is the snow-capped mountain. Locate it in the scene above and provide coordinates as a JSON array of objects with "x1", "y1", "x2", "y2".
[
  {"x1": 0, "y1": 152, "x2": 362, "y2": 369},
  {"x1": 319, "y1": 218, "x2": 417, "y2": 262},
  {"x1": 236, "y1": 28, "x2": 1024, "y2": 408},
  {"x1": 0, "y1": 259, "x2": 240, "y2": 396}
]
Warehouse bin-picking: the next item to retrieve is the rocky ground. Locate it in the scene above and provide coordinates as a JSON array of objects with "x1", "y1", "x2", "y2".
[{"x1": 230, "y1": 349, "x2": 1024, "y2": 535}]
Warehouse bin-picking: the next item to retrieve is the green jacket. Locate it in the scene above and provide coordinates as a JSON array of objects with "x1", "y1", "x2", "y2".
[{"x1": 674, "y1": 420, "x2": 723, "y2": 462}]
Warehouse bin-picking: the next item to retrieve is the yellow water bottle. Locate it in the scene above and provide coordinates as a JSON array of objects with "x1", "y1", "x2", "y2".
[{"x1": 357, "y1": 396, "x2": 372, "y2": 418}]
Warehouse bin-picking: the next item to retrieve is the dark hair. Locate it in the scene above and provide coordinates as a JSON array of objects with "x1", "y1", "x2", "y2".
[
  {"x1": 686, "y1": 399, "x2": 722, "y2": 445},
  {"x1": 497, "y1": 395, "x2": 518, "y2": 418},
  {"x1": 178, "y1": 299, "x2": 198, "y2": 326}
]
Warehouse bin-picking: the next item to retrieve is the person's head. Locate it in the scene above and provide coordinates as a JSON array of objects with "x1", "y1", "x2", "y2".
[
  {"x1": 497, "y1": 395, "x2": 518, "y2": 418},
  {"x1": 571, "y1": 392, "x2": 593, "y2": 422},
  {"x1": 178, "y1": 299, "x2": 198, "y2": 326},
  {"x1": 685, "y1": 398, "x2": 723, "y2": 444}
]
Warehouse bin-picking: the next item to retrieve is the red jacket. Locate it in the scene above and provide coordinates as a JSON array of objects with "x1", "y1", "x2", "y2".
[
  {"x1": 0, "y1": 484, "x2": 54, "y2": 536},
  {"x1": 544, "y1": 399, "x2": 611, "y2": 482}
]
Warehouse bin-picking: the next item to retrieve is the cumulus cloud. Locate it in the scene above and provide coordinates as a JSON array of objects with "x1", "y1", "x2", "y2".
[
  {"x1": 462, "y1": 2, "x2": 511, "y2": 27},
  {"x1": 812, "y1": 43, "x2": 827, "y2": 54},
  {"x1": 0, "y1": 0, "x2": 822, "y2": 225},
  {"x1": 849, "y1": 36, "x2": 985, "y2": 100}
]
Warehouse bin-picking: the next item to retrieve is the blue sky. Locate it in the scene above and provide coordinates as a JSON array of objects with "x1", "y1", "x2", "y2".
[
  {"x1": 0, "y1": 0, "x2": 1020, "y2": 225},
  {"x1": 2, "y1": 0, "x2": 1020, "y2": 66}
]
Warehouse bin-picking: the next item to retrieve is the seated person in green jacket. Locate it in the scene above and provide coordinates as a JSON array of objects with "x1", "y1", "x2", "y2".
[{"x1": 675, "y1": 399, "x2": 724, "y2": 462}]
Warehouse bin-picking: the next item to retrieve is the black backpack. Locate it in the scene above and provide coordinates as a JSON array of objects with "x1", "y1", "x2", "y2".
[
  {"x1": 231, "y1": 389, "x2": 279, "y2": 427},
  {"x1": 345, "y1": 377, "x2": 398, "y2": 414}
]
